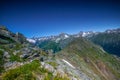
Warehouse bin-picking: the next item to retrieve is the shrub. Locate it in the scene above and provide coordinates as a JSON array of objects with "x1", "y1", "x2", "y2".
[{"x1": 2, "y1": 60, "x2": 40, "y2": 80}]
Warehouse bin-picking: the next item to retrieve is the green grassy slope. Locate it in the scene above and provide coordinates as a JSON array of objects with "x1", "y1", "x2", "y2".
[{"x1": 57, "y1": 37, "x2": 120, "y2": 80}]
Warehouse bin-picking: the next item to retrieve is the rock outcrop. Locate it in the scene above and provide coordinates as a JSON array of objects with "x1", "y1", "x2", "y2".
[{"x1": 0, "y1": 26, "x2": 26, "y2": 44}]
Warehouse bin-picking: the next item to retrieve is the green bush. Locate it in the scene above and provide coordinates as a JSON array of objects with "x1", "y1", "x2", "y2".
[
  {"x1": 47, "y1": 61, "x2": 58, "y2": 68},
  {"x1": 2, "y1": 60, "x2": 40, "y2": 80},
  {"x1": 53, "y1": 73, "x2": 69, "y2": 80},
  {"x1": 10, "y1": 54, "x2": 21, "y2": 62}
]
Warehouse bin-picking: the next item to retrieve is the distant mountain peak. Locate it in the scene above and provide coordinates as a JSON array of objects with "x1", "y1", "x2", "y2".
[
  {"x1": 28, "y1": 31, "x2": 95, "y2": 43},
  {"x1": 105, "y1": 28, "x2": 120, "y2": 33}
]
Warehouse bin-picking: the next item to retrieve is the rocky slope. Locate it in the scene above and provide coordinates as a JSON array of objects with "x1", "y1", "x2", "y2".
[
  {"x1": 0, "y1": 26, "x2": 71, "y2": 80},
  {"x1": 0, "y1": 26, "x2": 26, "y2": 44},
  {"x1": 0, "y1": 26, "x2": 47, "y2": 73}
]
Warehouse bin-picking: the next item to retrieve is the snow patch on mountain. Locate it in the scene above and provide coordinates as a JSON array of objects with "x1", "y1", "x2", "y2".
[
  {"x1": 82, "y1": 32, "x2": 87, "y2": 37},
  {"x1": 55, "y1": 38, "x2": 61, "y2": 43},
  {"x1": 62, "y1": 59, "x2": 75, "y2": 69},
  {"x1": 65, "y1": 34, "x2": 69, "y2": 38},
  {"x1": 27, "y1": 38, "x2": 36, "y2": 43},
  {"x1": 82, "y1": 32, "x2": 93, "y2": 37}
]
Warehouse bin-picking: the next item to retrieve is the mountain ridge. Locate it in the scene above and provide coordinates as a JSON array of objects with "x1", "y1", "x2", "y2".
[
  {"x1": 28, "y1": 28, "x2": 120, "y2": 56},
  {"x1": 57, "y1": 37, "x2": 120, "y2": 80}
]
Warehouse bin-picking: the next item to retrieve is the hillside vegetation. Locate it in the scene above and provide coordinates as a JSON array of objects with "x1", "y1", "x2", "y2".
[
  {"x1": 88, "y1": 29, "x2": 120, "y2": 56},
  {"x1": 57, "y1": 38, "x2": 120, "y2": 80}
]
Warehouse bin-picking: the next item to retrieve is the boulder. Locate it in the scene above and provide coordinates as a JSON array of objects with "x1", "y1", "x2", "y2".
[
  {"x1": 3, "y1": 52, "x2": 10, "y2": 58},
  {"x1": 20, "y1": 54, "x2": 29, "y2": 59}
]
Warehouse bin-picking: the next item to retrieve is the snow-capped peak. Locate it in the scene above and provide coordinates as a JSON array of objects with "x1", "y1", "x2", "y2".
[
  {"x1": 82, "y1": 32, "x2": 87, "y2": 37},
  {"x1": 27, "y1": 38, "x2": 36, "y2": 43},
  {"x1": 65, "y1": 34, "x2": 69, "y2": 38}
]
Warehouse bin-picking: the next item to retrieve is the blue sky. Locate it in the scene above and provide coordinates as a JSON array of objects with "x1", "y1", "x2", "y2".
[{"x1": 0, "y1": 0, "x2": 120, "y2": 38}]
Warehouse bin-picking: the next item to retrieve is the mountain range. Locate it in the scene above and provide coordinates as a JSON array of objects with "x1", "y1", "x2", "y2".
[
  {"x1": 27, "y1": 28, "x2": 120, "y2": 57},
  {"x1": 0, "y1": 26, "x2": 120, "y2": 80}
]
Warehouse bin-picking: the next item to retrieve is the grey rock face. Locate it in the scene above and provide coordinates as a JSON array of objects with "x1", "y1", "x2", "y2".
[
  {"x1": 15, "y1": 32, "x2": 26, "y2": 44},
  {"x1": 3, "y1": 52, "x2": 10, "y2": 58},
  {"x1": 0, "y1": 26, "x2": 27, "y2": 44}
]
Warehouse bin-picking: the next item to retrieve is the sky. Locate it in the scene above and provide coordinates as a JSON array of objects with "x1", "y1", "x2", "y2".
[{"x1": 0, "y1": 0, "x2": 120, "y2": 38}]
